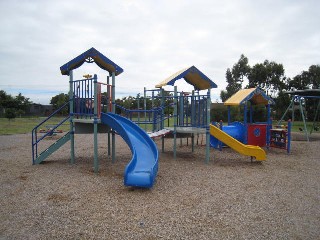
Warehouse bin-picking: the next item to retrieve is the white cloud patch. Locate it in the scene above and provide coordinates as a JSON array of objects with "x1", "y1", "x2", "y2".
[{"x1": 0, "y1": 0, "x2": 319, "y2": 104}]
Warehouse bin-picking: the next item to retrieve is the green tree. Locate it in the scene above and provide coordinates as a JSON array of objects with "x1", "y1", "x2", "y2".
[
  {"x1": 308, "y1": 65, "x2": 320, "y2": 89},
  {"x1": 15, "y1": 93, "x2": 31, "y2": 112},
  {"x1": 0, "y1": 90, "x2": 16, "y2": 109},
  {"x1": 16, "y1": 109, "x2": 25, "y2": 118},
  {"x1": 50, "y1": 93, "x2": 69, "y2": 114},
  {"x1": 220, "y1": 55, "x2": 250, "y2": 101},
  {"x1": 272, "y1": 91, "x2": 291, "y2": 120},
  {"x1": 160, "y1": 91, "x2": 174, "y2": 115},
  {"x1": 50, "y1": 93, "x2": 69, "y2": 108},
  {"x1": 0, "y1": 90, "x2": 9, "y2": 108},
  {"x1": 220, "y1": 69, "x2": 240, "y2": 101},
  {"x1": 0, "y1": 90, "x2": 32, "y2": 117},
  {"x1": 288, "y1": 65, "x2": 320, "y2": 90},
  {"x1": 247, "y1": 60, "x2": 286, "y2": 96},
  {"x1": 287, "y1": 65, "x2": 320, "y2": 121},
  {"x1": 232, "y1": 54, "x2": 250, "y2": 85},
  {"x1": 5, "y1": 108, "x2": 16, "y2": 122},
  {"x1": 114, "y1": 91, "x2": 174, "y2": 116}
]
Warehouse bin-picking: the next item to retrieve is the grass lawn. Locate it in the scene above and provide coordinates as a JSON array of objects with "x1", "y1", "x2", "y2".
[
  {"x1": 0, "y1": 116, "x2": 318, "y2": 135},
  {"x1": 0, "y1": 117, "x2": 70, "y2": 135},
  {"x1": 131, "y1": 116, "x2": 175, "y2": 132},
  {"x1": 275, "y1": 120, "x2": 318, "y2": 132}
]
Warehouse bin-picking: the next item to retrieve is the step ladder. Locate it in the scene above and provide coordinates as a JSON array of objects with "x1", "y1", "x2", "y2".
[{"x1": 33, "y1": 132, "x2": 71, "y2": 164}]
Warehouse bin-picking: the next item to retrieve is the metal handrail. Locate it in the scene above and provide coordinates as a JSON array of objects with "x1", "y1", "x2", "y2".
[{"x1": 32, "y1": 100, "x2": 71, "y2": 164}]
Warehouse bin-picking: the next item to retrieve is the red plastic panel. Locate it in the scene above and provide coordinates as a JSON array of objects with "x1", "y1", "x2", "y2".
[{"x1": 247, "y1": 124, "x2": 267, "y2": 147}]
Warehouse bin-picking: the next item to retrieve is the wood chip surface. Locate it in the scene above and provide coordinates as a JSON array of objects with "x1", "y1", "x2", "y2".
[{"x1": 0, "y1": 132, "x2": 319, "y2": 239}]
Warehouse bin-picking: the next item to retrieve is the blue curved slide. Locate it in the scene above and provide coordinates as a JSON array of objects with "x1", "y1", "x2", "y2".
[{"x1": 100, "y1": 113, "x2": 159, "y2": 188}]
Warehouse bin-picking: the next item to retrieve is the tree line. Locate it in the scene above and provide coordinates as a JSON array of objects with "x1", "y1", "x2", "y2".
[
  {"x1": 0, "y1": 90, "x2": 32, "y2": 120},
  {"x1": 221, "y1": 54, "x2": 319, "y2": 102},
  {"x1": 1, "y1": 55, "x2": 319, "y2": 122},
  {"x1": 217, "y1": 54, "x2": 319, "y2": 122}
]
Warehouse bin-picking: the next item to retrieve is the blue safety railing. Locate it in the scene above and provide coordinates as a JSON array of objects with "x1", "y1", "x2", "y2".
[
  {"x1": 32, "y1": 101, "x2": 71, "y2": 164},
  {"x1": 115, "y1": 92, "x2": 209, "y2": 131},
  {"x1": 73, "y1": 78, "x2": 95, "y2": 118},
  {"x1": 176, "y1": 95, "x2": 209, "y2": 128},
  {"x1": 116, "y1": 104, "x2": 166, "y2": 132},
  {"x1": 72, "y1": 77, "x2": 112, "y2": 119}
]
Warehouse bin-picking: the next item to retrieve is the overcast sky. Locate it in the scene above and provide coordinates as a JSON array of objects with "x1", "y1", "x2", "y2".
[{"x1": 0, "y1": 0, "x2": 319, "y2": 104}]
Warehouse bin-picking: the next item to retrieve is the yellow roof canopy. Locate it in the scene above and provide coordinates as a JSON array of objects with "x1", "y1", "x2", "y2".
[
  {"x1": 155, "y1": 66, "x2": 217, "y2": 90},
  {"x1": 224, "y1": 88, "x2": 275, "y2": 106}
]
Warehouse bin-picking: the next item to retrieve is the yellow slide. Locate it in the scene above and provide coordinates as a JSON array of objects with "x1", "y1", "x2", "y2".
[{"x1": 210, "y1": 124, "x2": 266, "y2": 161}]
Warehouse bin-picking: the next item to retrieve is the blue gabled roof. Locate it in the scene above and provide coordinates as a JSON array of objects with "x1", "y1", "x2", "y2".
[
  {"x1": 60, "y1": 47, "x2": 124, "y2": 76},
  {"x1": 155, "y1": 66, "x2": 217, "y2": 90}
]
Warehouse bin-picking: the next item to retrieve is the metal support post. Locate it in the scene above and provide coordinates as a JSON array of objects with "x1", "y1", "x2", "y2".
[
  {"x1": 205, "y1": 89, "x2": 210, "y2": 163},
  {"x1": 244, "y1": 103, "x2": 248, "y2": 144},
  {"x1": 93, "y1": 74, "x2": 99, "y2": 173},
  {"x1": 174, "y1": 86, "x2": 177, "y2": 159},
  {"x1": 69, "y1": 70, "x2": 75, "y2": 164},
  {"x1": 112, "y1": 72, "x2": 116, "y2": 163},
  {"x1": 161, "y1": 88, "x2": 165, "y2": 153},
  {"x1": 278, "y1": 97, "x2": 295, "y2": 125},
  {"x1": 287, "y1": 120, "x2": 292, "y2": 154},
  {"x1": 144, "y1": 87, "x2": 147, "y2": 131},
  {"x1": 299, "y1": 97, "x2": 309, "y2": 141},
  {"x1": 107, "y1": 76, "x2": 110, "y2": 156},
  {"x1": 266, "y1": 104, "x2": 271, "y2": 148}
]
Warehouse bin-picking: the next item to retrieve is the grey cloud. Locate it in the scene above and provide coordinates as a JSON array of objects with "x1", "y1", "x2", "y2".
[{"x1": 0, "y1": 0, "x2": 319, "y2": 104}]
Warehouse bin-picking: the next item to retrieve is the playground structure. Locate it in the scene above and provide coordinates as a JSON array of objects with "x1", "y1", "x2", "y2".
[
  {"x1": 118, "y1": 66, "x2": 217, "y2": 163},
  {"x1": 31, "y1": 47, "x2": 297, "y2": 189},
  {"x1": 278, "y1": 89, "x2": 320, "y2": 141},
  {"x1": 31, "y1": 48, "x2": 217, "y2": 188},
  {"x1": 32, "y1": 48, "x2": 159, "y2": 188},
  {"x1": 210, "y1": 88, "x2": 274, "y2": 160}
]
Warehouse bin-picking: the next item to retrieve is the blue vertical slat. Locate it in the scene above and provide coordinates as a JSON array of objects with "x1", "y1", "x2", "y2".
[
  {"x1": 81, "y1": 80, "x2": 84, "y2": 116},
  {"x1": 91, "y1": 78, "x2": 93, "y2": 116}
]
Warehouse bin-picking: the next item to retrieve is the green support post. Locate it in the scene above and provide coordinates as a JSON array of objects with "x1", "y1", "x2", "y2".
[
  {"x1": 152, "y1": 90, "x2": 155, "y2": 132},
  {"x1": 191, "y1": 90, "x2": 195, "y2": 152},
  {"x1": 179, "y1": 92, "x2": 184, "y2": 126},
  {"x1": 180, "y1": 92, "x2": 183, "y2": 146},
  {"x1": 69, "y1": 70, "x2": 75, "y2": 164},
  {"x1": 93, "y1": 74, "x2": 99, "y2": 173},
  {"x1": 299, "y1": 97, "x2": 309, "y2": 141},
  {"x1": 161, "y1": 88, "x2": 165, "y2": 153},
  {"x1": 292, "y1": 98, "x2": 295, "y2": 122},
  {"x1": 278, "y1": 96, "x2": 294, "y2": 125},
  {"x1": 174, "y1": 86, "x2": 177, "y2": 160}
]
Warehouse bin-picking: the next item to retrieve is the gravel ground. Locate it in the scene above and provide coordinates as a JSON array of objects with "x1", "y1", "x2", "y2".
[{"x1": 0, "y1": 132, "x2": 319, "y2": 240}]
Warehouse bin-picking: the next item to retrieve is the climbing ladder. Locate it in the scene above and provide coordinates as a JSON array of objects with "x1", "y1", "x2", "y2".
[{"x1": 32, "y1": 101, "x2": 71, "y2": 164}]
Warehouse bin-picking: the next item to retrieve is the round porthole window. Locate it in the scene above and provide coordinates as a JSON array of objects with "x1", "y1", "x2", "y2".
[{"x1": 254, "y1": 128, "x2": 260, "y2": 137}]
